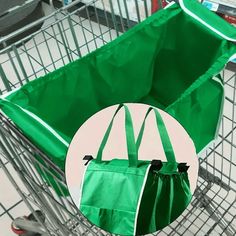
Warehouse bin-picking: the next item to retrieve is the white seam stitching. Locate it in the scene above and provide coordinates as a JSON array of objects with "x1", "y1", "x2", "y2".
[
  {"x1": 179, "y1": 0, "x2": 236, "y2": 42},
  {"x1": 133, "y1": 164, "x2": 151, "y2": 236},
  {"x1": 1, "y1": 97, "x2": 69, "y2": 147}
]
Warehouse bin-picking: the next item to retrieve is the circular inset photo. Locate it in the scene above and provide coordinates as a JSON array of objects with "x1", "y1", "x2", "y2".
[{"x1": 66, "y1": 103, "x2": 199, "y2": 236}]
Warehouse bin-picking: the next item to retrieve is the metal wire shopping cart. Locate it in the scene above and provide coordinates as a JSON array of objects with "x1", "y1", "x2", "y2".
[{"x1": 0, "y1": 0, "x2": 235, "y2": 235}]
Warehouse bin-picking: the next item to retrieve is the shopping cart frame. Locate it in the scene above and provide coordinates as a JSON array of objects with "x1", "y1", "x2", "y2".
[{"x1": 0, "y1": 0, "x2": 235, "y2": 235}]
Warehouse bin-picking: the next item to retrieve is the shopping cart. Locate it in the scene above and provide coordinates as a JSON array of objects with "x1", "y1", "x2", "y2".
[{"x1": 0, "y1": 0, "x2": 235, "y2": 235}]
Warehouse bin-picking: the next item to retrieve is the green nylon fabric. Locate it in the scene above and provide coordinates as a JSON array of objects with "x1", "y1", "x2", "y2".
[
  {"x1": 80, "y1": 104, "x2": 151, "y2": 235},
  {"x1": 80, "y1": 105, "x2": 192, "y2": 235},
  {"x1": 80, "y1": 159, "x2": 150, "y2": 236},
  {"x1": 136, "y1": 171, "x2": 191, "y2": 235},
  {"x1": 136, "y1": 107, "x2": 192, "y2": 234},
  {"x1": 180, "y1": 0, "x2": 236, "y2": 39},
  {"x1": 0, "y1": 0, "x2": 236, "y2": 192}
]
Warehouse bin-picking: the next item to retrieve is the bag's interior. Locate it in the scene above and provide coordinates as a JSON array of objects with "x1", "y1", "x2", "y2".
[
  {"x1": 1, "y1": 2, "x2": 235, "y2": 162},
  {"x1": 6, "y1": 6, "x2": 224, "y2": 138}
]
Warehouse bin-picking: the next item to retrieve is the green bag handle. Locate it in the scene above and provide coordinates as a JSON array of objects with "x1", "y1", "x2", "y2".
[
  {"x1": 96, "y1": 104, "x2": 138, "y2": 167},
  {"x1": 136, "y1": 107, "x2": 176, "y2": 163}
]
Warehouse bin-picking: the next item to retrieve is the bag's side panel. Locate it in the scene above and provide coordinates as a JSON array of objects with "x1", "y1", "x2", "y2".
[
  {"x1": 147, "y1": 12, "x2": 225, "y2": 108},
  {"x1": 170, "y1": 172, "x2": 192, "y2": 222},
  {"x1": 0, "y1": 99, "x2": 68, "y2": 168},
  {"x1": 136, "y1": 172, "x2": 192, "y2": 235},
  {"x1": 166, "y1": 78, "x2": 224, "y2": 152},
  {"x1": 180, "y1": 0, "x2": 236, "y2": 41}
]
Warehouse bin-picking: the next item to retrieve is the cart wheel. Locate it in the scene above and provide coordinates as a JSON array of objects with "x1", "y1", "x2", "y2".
[
  {"x1": 11, "y1": 217, "x2": 28, "y2": 235},
  {"x1": 11, "y1": 211, "x2": 45, "y2": 236}
]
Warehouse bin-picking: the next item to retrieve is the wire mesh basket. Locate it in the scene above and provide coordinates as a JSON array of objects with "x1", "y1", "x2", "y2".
[{"x1": 0, "y1": 0, "x2": 235, "y2": 235}]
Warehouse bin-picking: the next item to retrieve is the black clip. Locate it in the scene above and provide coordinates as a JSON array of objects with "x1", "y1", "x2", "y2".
[
  {"x1": 178, "y1": 163, "x2": 189, "y2": 172},
  {"x1": 150, "y1": 160, "x2": 163, "y2": 172},
  {"x1": 83, "y1": 155, "x2": 94, "y2": 166}
]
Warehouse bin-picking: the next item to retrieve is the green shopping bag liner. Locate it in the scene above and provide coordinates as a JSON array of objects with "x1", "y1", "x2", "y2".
[
  {"x1": 79, "y1": 104, "x2": 192, "y2": 235},
  {"x1": 0, "y1": 0, "x2": 236, "y2": 191},
  {"x1": 136, "y1": 105, "x2": 191, "y2": 234}
]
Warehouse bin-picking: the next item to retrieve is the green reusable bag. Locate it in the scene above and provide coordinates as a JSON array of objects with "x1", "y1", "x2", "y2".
[
  {"x1": 136, "y1": 107, "x2": 192, "y2": 234},
  {"x1": 1, "y1": 0, "x2": 236, "y2": 194},
  {"x1": 79, "y1": 104, "x2": 192, "y2": 235}
]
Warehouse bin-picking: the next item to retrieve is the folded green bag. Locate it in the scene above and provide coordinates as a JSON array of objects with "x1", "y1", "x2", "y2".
[{"x1": 79, "y1": 104, "x2": 192, "y2": 235}]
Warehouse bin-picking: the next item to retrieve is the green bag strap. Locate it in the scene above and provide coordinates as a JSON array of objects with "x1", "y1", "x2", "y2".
[
  {"x1": 136, "y1": 107, "x2": 176, "y2": 163},
  {"x1": 96, "y1": 104, "x2": 138, "y2": 167}
]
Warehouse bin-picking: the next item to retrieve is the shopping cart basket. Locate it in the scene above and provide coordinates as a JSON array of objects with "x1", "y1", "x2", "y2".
[{"x1": 0, "y1": 0, "x2": 235, "y2": 235}]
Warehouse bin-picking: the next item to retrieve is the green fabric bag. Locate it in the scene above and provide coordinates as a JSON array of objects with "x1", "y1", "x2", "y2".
[
  {"x1": 0, "y1": 0, "x2": 236, "y2": 194},
  {"x1": 136, "y1": 106, "x2": 192, "y2": 234},
  {"x1": 79, "y1": 104, "x2": 192, "y2": 235}
]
